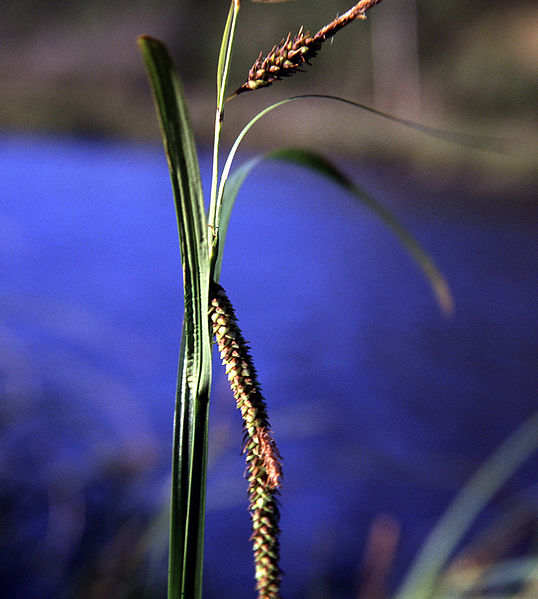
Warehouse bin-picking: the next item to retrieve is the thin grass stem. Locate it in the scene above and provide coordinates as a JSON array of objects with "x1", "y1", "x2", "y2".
[{"x1": 209, "y1": 1, "x2": 241, "y2": 245}]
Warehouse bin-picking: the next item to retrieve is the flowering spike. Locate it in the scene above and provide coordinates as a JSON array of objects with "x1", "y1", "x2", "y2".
[{"x1": 209, "y1": 281, "x2": 282, "y2": 598}]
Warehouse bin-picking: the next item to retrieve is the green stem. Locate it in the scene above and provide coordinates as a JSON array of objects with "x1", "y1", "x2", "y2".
[{"x1": 209, "y1": 0, "x2": 240, "y2": 240}]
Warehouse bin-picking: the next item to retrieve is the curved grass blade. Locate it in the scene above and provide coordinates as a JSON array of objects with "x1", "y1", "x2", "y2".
[
  {"x1": 138, "y1": 36, "x2": 211, "y2": 599},
  {"x1": 270, "y1": 148, "x2": 453, "y2": 314},
  {"x1": 216, "y1": 93, "x2": 510, "y2": 215},
  {"x1": 394, "y1": 411, "x2": 538, "y2": 599},
  {"x1": 216, "y1": 148, "x2": 453, "y2": 314},
  {"x1": 215, "y1": 93, "x2": 508, "y2": 248}
]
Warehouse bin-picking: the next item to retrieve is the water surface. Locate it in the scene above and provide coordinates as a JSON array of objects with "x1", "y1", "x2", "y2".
[{"x1": 1, "y1": 134, "x2": 536, "y2": 598}]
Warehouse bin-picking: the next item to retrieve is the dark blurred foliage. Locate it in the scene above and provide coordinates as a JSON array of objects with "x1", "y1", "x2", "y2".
[{"x1": 1, "y1": 0, "x2": 536, "y2": 167}]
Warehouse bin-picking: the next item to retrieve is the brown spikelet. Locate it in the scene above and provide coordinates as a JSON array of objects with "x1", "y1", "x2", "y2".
[
  {"x1": 209, "y1": 281, "x2": 282, "y2": 599},
  {"x1": 230, "y1": 0, "x2": 385, "y2": 98}
]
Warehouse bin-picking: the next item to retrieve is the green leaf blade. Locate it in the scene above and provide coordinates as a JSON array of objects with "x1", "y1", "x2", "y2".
[
  {"x1": 270, "y1": 148, "x2": 453, "y2": 315},
  {"x1": 138, "y1": 35, "x2": 211, "y2": 599},
  {"x1": 216, "y1": 1, "x2": 239, "y2": 112},
  {"x1": 218, "y1": 147, "x2": 453, "y2": 314}
]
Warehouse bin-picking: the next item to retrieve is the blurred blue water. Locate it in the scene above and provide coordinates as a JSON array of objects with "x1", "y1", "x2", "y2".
[{"x1": 1, "y1": 134, "x2": 536, "y2": 598}]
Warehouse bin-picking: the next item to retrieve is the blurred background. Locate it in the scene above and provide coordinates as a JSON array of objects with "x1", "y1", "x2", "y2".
[
  {"x1": 2, "y1": 0, "x2": 537, "y2": 183},
  {"x1": 1, "y1": 1, "x2": 537, "y2": 598}
]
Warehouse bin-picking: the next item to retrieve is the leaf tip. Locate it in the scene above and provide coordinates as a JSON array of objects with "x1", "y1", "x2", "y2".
[
  {"x1": 435, "y1": 278, "x2": 455, "y2": 318},
  {"x1": 137, "y1": 34, "x2": 153, "y2": 45}
]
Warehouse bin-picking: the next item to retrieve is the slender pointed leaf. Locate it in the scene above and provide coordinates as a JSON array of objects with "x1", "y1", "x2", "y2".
[
  {"x1": 270, "y1": 148, "x2": 453, "y2": 314},
  {"x1": 209, "y1": 0, "x2": 241, "y2": 262},
  {"x1": 216, "y1": 1, "x2": 239, "y2": 112},
  {"x1": 138, "y1": 36, "x2": 211, "y2": 599},
  {"x1": 216, "y1": 148, "x2": 453, "y2": 313}
]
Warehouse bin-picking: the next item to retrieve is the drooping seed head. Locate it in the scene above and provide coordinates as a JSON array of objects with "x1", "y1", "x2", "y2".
[{"x1": 209, "y1": 282, "x2": 282, "y2": 598}]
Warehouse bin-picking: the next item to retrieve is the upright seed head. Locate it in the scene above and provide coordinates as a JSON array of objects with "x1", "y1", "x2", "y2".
[{"x1": 229, "y1": 0, "x2": 385, "y2": 98}]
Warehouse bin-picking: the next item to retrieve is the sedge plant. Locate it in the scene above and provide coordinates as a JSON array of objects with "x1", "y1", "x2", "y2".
[{"x1": 134, "y1": 1, "x2": 528, "y2": 598}]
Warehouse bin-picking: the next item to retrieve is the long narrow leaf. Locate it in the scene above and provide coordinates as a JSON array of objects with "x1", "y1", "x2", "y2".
[
  {"x1": 138, "y1": 36, "x2": 211, "y2": 599},
  {"x1": 272, "y1": 148, "x2": 453, "y2": 313},
  {"x1": 209, "y1": 0, "x2": 241, "y2": 262},
  {"x1": 216, "y1": 1, "x2": 240, "y2": 113},
  {"x1": 216, "y1": 148, "x2": 453, "y2": 313}
]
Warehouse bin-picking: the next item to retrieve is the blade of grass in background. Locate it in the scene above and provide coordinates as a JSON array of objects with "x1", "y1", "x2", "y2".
[
  {"x1": 438, "y1": 556, "x2": 538, "y2": 599},
  {"x1": 395, "y1": 411, "x2": 538, "y2": 599},
  {"x1": 215, "y1": 148, "x2": 452, "y2": 314},
  {"x1": 138, "y1": 36, "x2": 212, "y2": 599}
]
